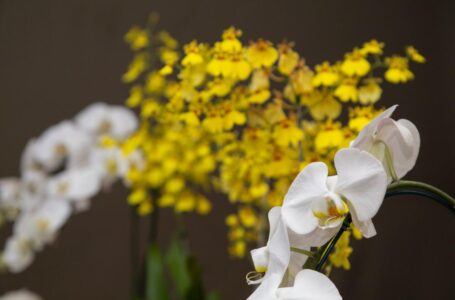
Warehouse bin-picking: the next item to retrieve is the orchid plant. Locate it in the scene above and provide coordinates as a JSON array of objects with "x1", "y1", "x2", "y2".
[
  {"x1": 246, "y1": 106, "x2": 454, "y2": 299},
  {"x1": 0, "y1": 14, "x2": 454, "y2": 300},
  {"x1": 0, "y1": 103, "x2": 140, "y2": 273}
]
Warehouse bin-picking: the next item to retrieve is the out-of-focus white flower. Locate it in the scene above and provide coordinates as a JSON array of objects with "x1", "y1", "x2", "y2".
[
  {"x1": 86, "y1": 147, "x2": 144, "y2": 189},
  {"x1": 0, "y1": 102, "x2": 139, "y2": 274},
  {"x1": 282, "y1": 148, "x2": 387, "y2": 244},
  {"x1": 0, "y1": 178, "x2": 21, "y2": 220},
  {"x1": 2, "y1": 236, "x2": 34, "y2": 273},
  {"x1": 30, "y1": 121, "x2": 92, "y2": 173},
  {"x1": 46, "y1": 168, "x2": 102, "y2": 209},
  {"x1": 14, "y1": 199, "x2": 71, "y2": 251},
  {"x1": 351, "y1": 105, "x2": 420, "y2": 182},
  {"x1": 0, "y1": 289, "x2": 42, "y2": 300},
  {"x1": 75, "y1": 102, "x2": 138, "y2": 140},
  {"x1": 275, "y1": 269, "x2": 341, "y2": 300},
  {"x1": 18, "y1": 171, "x2": 48, "y2": 212}
]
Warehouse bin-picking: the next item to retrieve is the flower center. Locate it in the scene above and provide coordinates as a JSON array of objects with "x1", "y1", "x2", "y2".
[{"x1": 313, "y1": 193, "x2": 349, "y2": 228}]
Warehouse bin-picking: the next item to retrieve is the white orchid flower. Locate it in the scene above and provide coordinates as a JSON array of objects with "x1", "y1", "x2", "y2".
[
  {"x1": 247, "y1": 207, "x2": 291, "y2": 300},
  {"x1": 1, "y1": 236, "x2": 35, "y2": 273},
  {"x1": 248, "y1": 207, "x2": 312, "y2": 300},
  {"x1": 46, "y1": 168, "x2": 102, "y2": 211},
  {"x1": 17, "y1": 171, "x2": 49, "y2": 212},
  {"x1": 0, "y1": 289, "x2": 42, "y2": 300},
  {"x1": 14, "y1": 199, "x2": 71, "y2": 250},
  {"x1": 275, "y1": 269, "x2": 342, "y2": 300},
  {"x1": 86, "y1": 147, "x2": 144, "y2": 189},
  {"x1": 351, "y1": 105, "x2": 420, "y2": 182},
  {"x1": 282, "y1": 148, "x2": 387, "y2": 243},
  {"x1": 75, "y1": 102, "x2": 138, "y2": 140},
  {"x1": 31, "y1": 121, "x2": 92, "y2": 173},
  {"x1": 0, "y1": 178, "x2": 21, "y2": 220}
]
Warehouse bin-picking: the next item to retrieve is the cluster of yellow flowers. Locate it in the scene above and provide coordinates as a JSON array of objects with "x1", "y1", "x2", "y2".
[{"x1": 118, "y1": 15, "x2": 424, "y2": 271}]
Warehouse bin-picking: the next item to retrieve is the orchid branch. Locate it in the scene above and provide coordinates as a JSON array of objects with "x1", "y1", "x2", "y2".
[{"x1": 313, "y1": 180, "x2": 455, "y2": 272}]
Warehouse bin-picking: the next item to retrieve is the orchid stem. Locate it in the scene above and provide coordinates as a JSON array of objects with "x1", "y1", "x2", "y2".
[
  {"x1": 387, "y1": 180, "x2": 455, "y2": 213},
  {"x1": 314, "y1": 180, "x2": 455, "y2": 272},
  {"x1": 290, "y1": 247, "x2": 315, "y2": 257},
  {"x1": 130, "y1": 207, "x2": 140, "y2": 299},
  {"x1": 315, "y1": 215, "x2": 351, "y2": 272}
]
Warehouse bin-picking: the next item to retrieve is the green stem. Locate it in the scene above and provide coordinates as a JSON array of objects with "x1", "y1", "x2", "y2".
[
  {"x1": 131, "y1": 207, "x2": 140, "y2": 299},
  {"x1": 387, "y1": 180, "x2": 455, "y2": 213},
  {"x1": 290, "y1": 247, "x2": 315, "y2": 257},
  {"x1": 314, "y1": 181, "x2": 455, "y2": 272}
]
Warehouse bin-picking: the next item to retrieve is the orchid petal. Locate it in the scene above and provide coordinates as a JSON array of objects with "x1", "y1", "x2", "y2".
[
  {"x1": 282, "y1": 163, "x2": 328, "y2": 235},
  {"x1": 248, "y1": 207, "x2": 290, "y2": 300},
  {"x1": 0, "y1": 289, "x2": 42, "y2": 300},
  {"x1": 2, "y1": 236, "x2": 35, "y2": 273},
  {"x1": 109, "y1": 106, "x2": 139, "y2": 140},
  {"x1": 334, "y1": 148, "x2": 387, "y2": 222},
  {"x1": 350, "y1": 209, "x2": 377, "y2": 238},
  {"x1": 276, "y1": 269, "x2": 342, "y2": 300},
  {"x1": 350, "y1": 105, "x2": 397, "y2": 150},
  {"x1": 47, "y1": 168, "x2": 101, "y2": 202},
  {"x1": 251, "y1": 246, "x2": 269, "y2": 273},
  {"x1": 376, "y1": 118, "x2": 420, "y2": 179}
]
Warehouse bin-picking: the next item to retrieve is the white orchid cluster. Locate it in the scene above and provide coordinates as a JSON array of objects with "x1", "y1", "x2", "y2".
[
  {"x1": 247, "y1": 105, "x2": 420, "y2": 300},
  {"x1": 0, "y1": 103, "x2": 140, "y2": 273}
]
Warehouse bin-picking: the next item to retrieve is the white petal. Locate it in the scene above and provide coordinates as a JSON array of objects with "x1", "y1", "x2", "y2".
[
  {"x1": 75, "y1": 103, "x2": 138, "y2": 140},
  {"x1": 282, "y1": 163, "x2": 328, "y2": 235},
  {"x1": 334, "y1": 148, "x2": 387, "y2": 222},
  {"x1": 33, "y1": 121, "x2": 92, "y2": 172},
  {"x1": 350, "y1": 212, "x2": 377, "y2": 238},
  {"x1": 0, "y1": 178, "x2": 21, "y2": 208},
  {"x1": 282, "y1": 251, "x2": 309, "y2": 287},
  {"x1": 109, "y1": 106, "x2": 138, "y2": 140},
  {"x1": 297, "y1": 226, "x2": 340, "y2": 248},
  {"x1": 20, "y1": 139, "x2": 39, "y2": 174},
  {"x1": 248, "y1": 207, "x2": 290, "y2": 300},
  {"x1": 251, "y1": 246, "x2": 269, "y2": 273},
  {"x1": 33, "y1": 199, "x2": 71, "y2": 234},
  {"x1": 19, "y1": 171, "x2": 48, "y2": 211},
  {"x1": 2, "y1": 237, "x2": 35, "y2": 273},
  {"x1": 376, "y1": 118, "x2": 420, "y2": 179},
  {"x1": 13, "y1": 199, "x2": 71, "y2": 250},
  {"x1": 0, "y1": 289, "x2": 42, "y2": 300},
  {"x1": 74, "y1": 102, "x2": 109, "y2": 134},
  {"x1": 47, "y1": 168, "x2": 102, "y2": 202},
  {"x1": 350, "y1": 105, "x2": 397, "y2": 150},
  {"x1": 276, "y1": 269, "x2": 342, "y2": 300}
]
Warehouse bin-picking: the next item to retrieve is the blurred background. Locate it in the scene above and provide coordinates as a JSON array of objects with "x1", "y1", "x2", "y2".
[{"x1": 0, "y1": 0, "x2": 453, "y2": 299}]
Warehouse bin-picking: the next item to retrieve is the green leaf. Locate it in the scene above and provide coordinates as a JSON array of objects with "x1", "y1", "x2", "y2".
[
  {"x1": 185, "y1": 256, "x2": 205, "y2": 300},
  {"x1": 146, "y1": 243, "x2": 169, "y2": 300},
  {"x1": 206, "y1": 290, "x2": 221, "y2": 300},
  {"x1": 165, "y1": 235, "x2": 192, "y2": 298}
]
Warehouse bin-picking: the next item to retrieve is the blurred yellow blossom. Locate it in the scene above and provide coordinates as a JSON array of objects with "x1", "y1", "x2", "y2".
[
  {"x1": 360, "y1": 39, "x2": 384, "y2": 56},
  {"x1": 340, "y1": 49, "x2": 370, "y2": 77},
  {"x1": 278, "y1": 42, "x2": 299, "y2": 75},
  {"x1": 125, "y1": 26, "x2": 149, "y2": 50},
  {"x1": 312, "y1": 62, "x2": 339, "y2": 87},
  {"x1": 334, "y1": 78, "x2": 358, "y2": 102},
  {"x1": 247, "y1": 39, "x2": 279, "y2": 69},
  {"x1": 329, "y1": 231, "x2": 353, "y2": 270},
  {"x1": 384, "y1": 56, "x2": 414, "y2": 83},
  {"x1": 406, "y1": 46, "x2": 426, "y2": 63},
  {"x1": 120, "y1": 21, "x2": 422, "y2": 271},
  {"x1": 358, "y1": 78, "x2": 382, "y2": 104}
]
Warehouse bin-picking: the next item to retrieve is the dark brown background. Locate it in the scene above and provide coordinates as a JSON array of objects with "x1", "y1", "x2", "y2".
[{"x1": 0, "y1": 0, "x2": 454, "y2": 299}]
